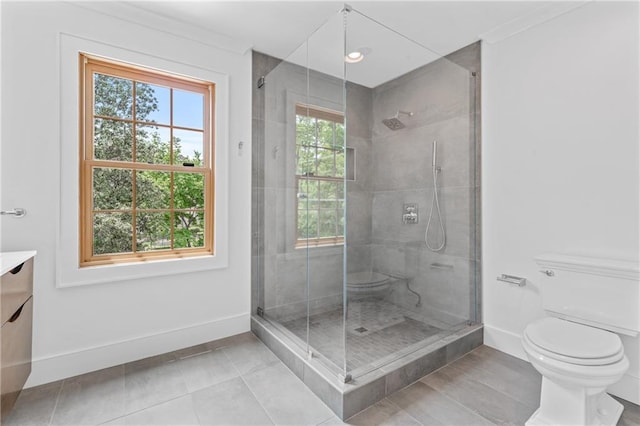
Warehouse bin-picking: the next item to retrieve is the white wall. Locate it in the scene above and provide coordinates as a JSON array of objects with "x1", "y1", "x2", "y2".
[
  {"x1": 1, "y1": 2, "x2": 252, "y2": 387},
  {"x1": 483, "y1": 1, "x2": 639, "y2": 403}
]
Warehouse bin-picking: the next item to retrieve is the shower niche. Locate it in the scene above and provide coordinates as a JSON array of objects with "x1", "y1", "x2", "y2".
[{"x1": 252, "y1": 5, "x2": 481, "y2": 419}]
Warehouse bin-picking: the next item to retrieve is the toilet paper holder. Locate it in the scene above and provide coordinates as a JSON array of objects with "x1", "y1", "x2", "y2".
[{"x1": 497, "y1": 274, "x2": 526, "y2": 287}]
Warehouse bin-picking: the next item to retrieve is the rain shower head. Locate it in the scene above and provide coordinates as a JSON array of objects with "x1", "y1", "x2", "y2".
[
  {"x1": 382, "y1": 117, "x2": 405, "y2": 130},
  {"x1": 382, "y1": 110, "x2": 414, "y2": 130}
]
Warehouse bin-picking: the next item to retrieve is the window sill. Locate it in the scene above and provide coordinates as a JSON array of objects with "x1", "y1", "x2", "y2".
[
  {"x1": 80, "y1": 248, "x2": 214, "y2": 268},
  {"x1": 294, "y1": 240, "x2": 344, "y2": 250},
  {"x1": 58, "y1": 252, "x2": 226, "y2": 288}
]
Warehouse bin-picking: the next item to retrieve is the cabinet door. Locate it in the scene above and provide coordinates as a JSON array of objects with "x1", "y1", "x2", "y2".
[
  {"x1": 1, "y1": 296, "x2": 33, "y2": 419},
  {"x1": 1, "y1": 258, "x2": 33, "y2": 325}
]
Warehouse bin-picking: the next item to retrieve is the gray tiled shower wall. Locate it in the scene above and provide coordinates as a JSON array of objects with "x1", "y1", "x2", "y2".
[
  {"x1": 251, "y1": 41, "x2": 481, "y2": 324},
  {"x1": 370, "y1": 42, "x2": 482, "y2": 325}
]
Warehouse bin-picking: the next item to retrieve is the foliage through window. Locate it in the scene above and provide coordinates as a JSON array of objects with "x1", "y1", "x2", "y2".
[
  {"x1": 80, "y1": 54, "x2": 214, "y2": 266},
  {"x1": 295, "y1": 104, "x2": 345, "y2": 247}
]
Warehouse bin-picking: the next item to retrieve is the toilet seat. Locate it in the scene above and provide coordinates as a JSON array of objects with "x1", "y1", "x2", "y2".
[{"x1": 524, "y1": 317, "x2": 624, "y2": 366}]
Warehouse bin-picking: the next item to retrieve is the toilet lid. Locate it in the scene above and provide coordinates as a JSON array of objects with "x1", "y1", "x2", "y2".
[{"x1": 525, "y1": 317, "x2": 623, "y2": 363}]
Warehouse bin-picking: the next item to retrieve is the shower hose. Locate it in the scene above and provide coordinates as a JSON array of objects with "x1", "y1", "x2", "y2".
[{"x1": 425, "y1": 165, "x2": 445, "y2": 251}]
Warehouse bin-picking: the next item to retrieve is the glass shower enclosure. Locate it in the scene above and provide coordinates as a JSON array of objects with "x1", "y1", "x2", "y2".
[{"x1": 253, "y1": 4, "x2": 480, "y2": 386}]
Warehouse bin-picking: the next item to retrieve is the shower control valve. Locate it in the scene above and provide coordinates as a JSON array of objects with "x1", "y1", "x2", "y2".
[{"x1": 402, "y1": 203, "x2": 419, "y2": 224}]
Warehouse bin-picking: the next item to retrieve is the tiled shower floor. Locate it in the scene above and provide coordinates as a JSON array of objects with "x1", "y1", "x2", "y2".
[{"x1": 280, "y1": 298, "x2": 455, "y2": 371}]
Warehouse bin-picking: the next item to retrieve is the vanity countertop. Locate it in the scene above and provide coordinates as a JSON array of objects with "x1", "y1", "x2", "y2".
[{"x1": 0, "y1": 251, "x2": 37, "y2": 275}]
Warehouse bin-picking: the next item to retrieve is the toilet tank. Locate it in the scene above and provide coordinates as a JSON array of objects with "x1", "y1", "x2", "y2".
[{"x1": 535, "y1": 253, "x2": 640, "y2": 337}]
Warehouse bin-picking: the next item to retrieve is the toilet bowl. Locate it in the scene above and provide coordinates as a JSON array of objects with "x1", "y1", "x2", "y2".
[
  {"x1": 523, "y1": 253, "x2": 639, "y2": 426},
  {"x1": 523, "y1": 317, "x2": 629, "y2": 426}
]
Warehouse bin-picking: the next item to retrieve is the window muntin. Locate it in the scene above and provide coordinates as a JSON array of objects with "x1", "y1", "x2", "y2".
[
  {"x1": 80, "y1": 54, "x2": 214, "y2": 266},
  {"x1": 295, "y1": 104, "x2": 345, "y2": 247}
]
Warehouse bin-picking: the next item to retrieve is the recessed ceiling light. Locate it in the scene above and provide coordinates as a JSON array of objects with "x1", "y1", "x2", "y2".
[{"x1": 345, "y1": 51, "x2": 364, "y2": 63}]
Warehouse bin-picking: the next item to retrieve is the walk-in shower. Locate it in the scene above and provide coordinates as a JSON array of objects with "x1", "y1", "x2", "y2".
[{"x1": 252, "y1": 5, "x2": 481, "y2": 419}]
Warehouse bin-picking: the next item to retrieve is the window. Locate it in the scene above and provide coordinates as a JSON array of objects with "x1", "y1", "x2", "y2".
[
  {"x1": 80, "y1": 54, "x2": 214, "y2": 266},
  {"x1": 295, "y1": 104, "x2": 345, "y2": 247}
]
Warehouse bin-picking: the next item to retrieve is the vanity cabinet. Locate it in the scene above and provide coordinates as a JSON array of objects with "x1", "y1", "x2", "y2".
[{"x1": 0, "y1": 252, "x2": 35, "y2": 420}]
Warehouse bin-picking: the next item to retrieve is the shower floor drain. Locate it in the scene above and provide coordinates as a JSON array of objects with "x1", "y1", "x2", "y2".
[{"x1": 354, "y1": 327, "x2": 368, "y2": 333}]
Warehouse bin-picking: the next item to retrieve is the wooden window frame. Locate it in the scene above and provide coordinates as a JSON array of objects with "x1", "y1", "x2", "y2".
[
  {"x1": 79, "y1": 54, "x2": 215, "y2": 267},
  {"x1": 294, "y1": 104, "x2": 345, "y2": 248}
]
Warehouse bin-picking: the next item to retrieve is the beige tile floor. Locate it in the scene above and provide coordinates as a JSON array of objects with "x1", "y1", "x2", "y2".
[{"x1": 5, "y1": 333, "x2": 640, "y2": 425}]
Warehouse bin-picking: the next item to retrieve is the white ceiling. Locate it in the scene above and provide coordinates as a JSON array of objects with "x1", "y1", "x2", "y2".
[{"x1": 124, "y1": 1, "x2": 586, "y2": 87}]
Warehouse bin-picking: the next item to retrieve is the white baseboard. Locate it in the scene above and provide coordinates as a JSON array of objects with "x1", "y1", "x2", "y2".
[
  {"x1": 25, "y1": 313, "x2": 250, "y2": 388},
  {"x1": 483, "y1": 324, "x2": 527, "y2": 361},
  {"x1": 484, "y1": 324, "x2": 640, "y2": 405}
]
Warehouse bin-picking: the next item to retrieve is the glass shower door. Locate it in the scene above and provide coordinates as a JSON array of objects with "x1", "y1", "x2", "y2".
[
  {"x1": 300, "y1": 10, "x2": 348, "y2": 375},
  {"x1": 258, "y1": 8, "x2": 349, "y2": 377}
]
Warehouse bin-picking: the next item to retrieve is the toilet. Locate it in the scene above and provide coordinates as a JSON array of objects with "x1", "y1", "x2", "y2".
[{"x1": 523, "y1": 253, "x2": 639, "y2": 426}]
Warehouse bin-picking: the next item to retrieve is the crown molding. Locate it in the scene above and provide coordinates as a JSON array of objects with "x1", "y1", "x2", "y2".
[
  {"x1": 69, "y1": 1, "x2": 253, "y2": 55},
  {"x1": 480, "y1": 1, "x2": 589, "y2": 44}
]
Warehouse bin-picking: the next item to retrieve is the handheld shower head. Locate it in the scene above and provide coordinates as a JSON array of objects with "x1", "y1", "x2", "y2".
[{"x1": 382, "y1": 110, "x2": 414, "y2": 130}]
